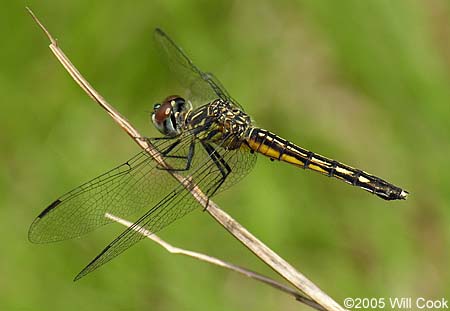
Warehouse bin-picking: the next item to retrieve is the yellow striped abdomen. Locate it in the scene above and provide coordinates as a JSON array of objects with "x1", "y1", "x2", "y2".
[{"x1": 245, "y1": 127, "x2": 408, "y2": 201}]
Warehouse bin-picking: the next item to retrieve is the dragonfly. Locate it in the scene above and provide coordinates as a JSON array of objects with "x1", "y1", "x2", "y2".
[{"x1": 29, "y1": 28, "x2": 409, "y2": 281}]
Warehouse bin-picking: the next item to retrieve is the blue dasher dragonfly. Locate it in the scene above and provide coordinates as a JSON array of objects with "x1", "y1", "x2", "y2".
[{"x1": 29, "y1": 28, "x2": 409, "y2": 281}]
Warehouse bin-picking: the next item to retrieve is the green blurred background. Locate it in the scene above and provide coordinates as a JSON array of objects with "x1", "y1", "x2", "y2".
[{"x1": 1, "y1": 0, "x2": 449, "y2": 310}]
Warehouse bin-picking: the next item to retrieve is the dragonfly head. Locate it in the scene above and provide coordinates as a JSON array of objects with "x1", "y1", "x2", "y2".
[{"x1": 152, "y1": 95, "x2": 192, "y2": 137}]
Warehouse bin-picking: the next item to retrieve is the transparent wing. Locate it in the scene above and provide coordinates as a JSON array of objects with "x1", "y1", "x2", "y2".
[
  {"x1": 154, "y1": 28, "x2": 243, "y2": 110},
  {"x1": 74, "y1": 140, "x2": 257, "y2": 280},
  {"x1": 28, "y1": 137, "x2": 194, "y2": 243},
  {"x1": 204, "y1": 71, "x2": 241, "y2": 109}
]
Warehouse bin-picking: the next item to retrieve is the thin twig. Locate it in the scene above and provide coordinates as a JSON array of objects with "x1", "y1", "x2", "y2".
[
  {"x1": 105, "y1": 213, "x2": 326, "y2": 311},
  {"x1": 26, "y1": 7, "x2": 346, "y2": 311}
]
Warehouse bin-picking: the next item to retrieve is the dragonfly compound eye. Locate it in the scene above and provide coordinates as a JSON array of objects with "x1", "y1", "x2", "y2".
[
  {"x1": 151, "y1": 97, "x2": 186, "y2": 137},
  {"x1": 154, "y1": 102, "x2": 172, "y2": 124}
]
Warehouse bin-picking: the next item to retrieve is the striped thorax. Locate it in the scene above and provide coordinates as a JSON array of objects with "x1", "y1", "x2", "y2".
[{"x1": 185, "y1": 99, "x2": 252, "y2": 150}]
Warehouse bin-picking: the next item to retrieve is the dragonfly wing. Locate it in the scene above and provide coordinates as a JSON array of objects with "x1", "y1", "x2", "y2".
[
  {"x1": 28, "y1": 137, "x2": 193, "y2": 243},
  {"x1": 74, "y1": 176, "x2": 201, "y2": 281},
  {"x1": 74, "y1": 139, "x2": 257, "y2": 280},
  {"x1": 154, "y1": 28, "x2": 242, "y2": 109},
  {"x1": 204, "y1": 71, "x2": 243, "y2": 110}
]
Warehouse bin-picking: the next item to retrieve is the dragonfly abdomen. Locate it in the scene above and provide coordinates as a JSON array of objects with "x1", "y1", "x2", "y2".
[{"x1": 245, "y1": 128, "x2": 408, "y2": 201}]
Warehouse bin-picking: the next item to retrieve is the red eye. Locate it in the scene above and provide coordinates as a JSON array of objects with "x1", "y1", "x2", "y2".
[{"x1": 154, "y1": 102, "x2": 172, "y2": 123}]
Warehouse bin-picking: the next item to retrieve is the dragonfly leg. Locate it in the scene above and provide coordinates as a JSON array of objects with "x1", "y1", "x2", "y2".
[
  {"x1": 160, "y1": 138, "x2": 183, "y2": 156},
  {"x1": 135, "y1": 136, "x2": 176, "y2": 151},
  {"x1": 137, "y1": 135, "x2": 176, "y2": 145},
  {"x1": 156, "y1": 139, "x2": 196, "y2": 172},
  {"x1": 201, "y1": 141, "x2": 231, "y2": 211}
]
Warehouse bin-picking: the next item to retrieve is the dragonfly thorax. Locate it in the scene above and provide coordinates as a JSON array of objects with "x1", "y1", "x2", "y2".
[
  {"x1": 187, "y1": 99, "x2": 252, "y2": 150},
  {"x1": 152, "y1": 95, "x2": 192, "y2": 137}
]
